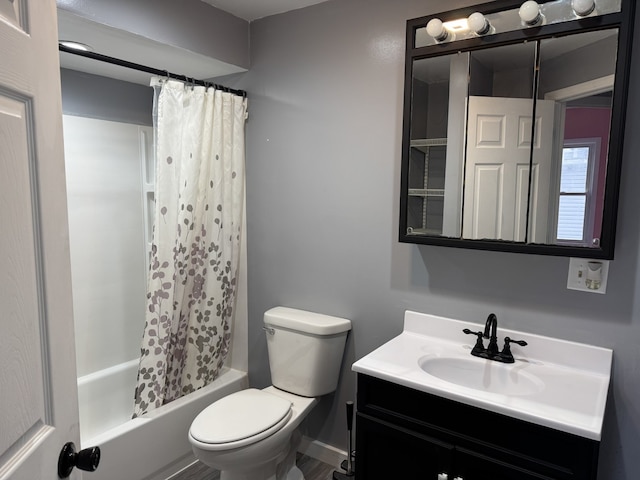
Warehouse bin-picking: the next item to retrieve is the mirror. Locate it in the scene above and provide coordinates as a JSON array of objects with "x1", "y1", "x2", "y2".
[
  {"x1": 537, "y1": 29, "x2": 618, "y2": 248},
  {"x1": 400, "y1": 0, "x2": 633, "y2": 258}
]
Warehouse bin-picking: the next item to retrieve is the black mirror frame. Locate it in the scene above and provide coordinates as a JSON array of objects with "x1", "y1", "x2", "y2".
[{"x1": 399, "y1": 0, "x2": 635, "y2": 259}]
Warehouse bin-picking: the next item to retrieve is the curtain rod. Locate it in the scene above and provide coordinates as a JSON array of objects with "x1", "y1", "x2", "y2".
[{"x1": 59, "y1": 43, "x2": 247, "y2": 98}]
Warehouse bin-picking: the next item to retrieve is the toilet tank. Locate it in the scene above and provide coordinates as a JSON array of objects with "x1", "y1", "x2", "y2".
[{"x1": 264, "y1": 307, "x2": 351, "y2": 397}]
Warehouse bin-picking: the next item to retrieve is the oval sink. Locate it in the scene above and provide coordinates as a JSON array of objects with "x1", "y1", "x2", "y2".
[{"x1": 418, "y1": 356, "x2": 544, "y2": 396}]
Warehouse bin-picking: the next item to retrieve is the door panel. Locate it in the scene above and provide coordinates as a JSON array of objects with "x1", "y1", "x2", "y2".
[
  {"x1": 0, "y1": 90, "x2": 52, "y2": 476},
  {"x1": 464, "y1": 97, "x2": 530, "y2": 241},
  {"x1": 0, "y1": 1, "x2": 80, "y2": 478},
  {"x1": 470, "y1": 164, "x2": 503, "y2": 239},
  {"x1": 463, "y1": 96, "x2": 554, "y2": 242}
]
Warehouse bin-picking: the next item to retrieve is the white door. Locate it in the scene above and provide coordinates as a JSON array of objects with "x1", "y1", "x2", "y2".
[
  {"x1": 0, "y1": 1, "x2": 82, "y2": 479},
  {"x1": 527, "y1": 99, "x2": 555, "y2": 244},
  {"x1": 463, "y1": 96, "x2": 554, "y2": 242}
]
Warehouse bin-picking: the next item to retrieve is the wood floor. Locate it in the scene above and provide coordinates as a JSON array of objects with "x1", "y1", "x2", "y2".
[{"x1": 172, "y1": 453, "x2": 339, "y2": 480}]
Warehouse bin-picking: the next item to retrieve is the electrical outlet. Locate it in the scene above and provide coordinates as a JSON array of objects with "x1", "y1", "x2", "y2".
[{"x1": 567, "y1": 258, "x2": 609, "y2": 294}]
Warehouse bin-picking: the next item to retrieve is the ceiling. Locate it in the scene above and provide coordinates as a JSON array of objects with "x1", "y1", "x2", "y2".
[
  {"x1": 57, "y1": 0, "x2": 331, "y2": 85},
  {"x1": 58, "y1": 10, "x2": 248, "y2": 85},
  {"x1": 200, "y1": 0, "x2": 330, "y2": 21}
]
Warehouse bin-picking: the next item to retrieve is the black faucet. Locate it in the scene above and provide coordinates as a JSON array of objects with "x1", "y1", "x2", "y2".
[
  {"x1": 484, "y1": 313, "x2": 499, "y2": 356},
  {"x1": 463, "y1": 313, "x2": 528, "y2": 363}
]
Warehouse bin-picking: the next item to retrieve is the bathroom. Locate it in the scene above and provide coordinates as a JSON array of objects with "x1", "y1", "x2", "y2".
[{"x1": 1, "y1": 0, "x2": 639, "y2": 478}]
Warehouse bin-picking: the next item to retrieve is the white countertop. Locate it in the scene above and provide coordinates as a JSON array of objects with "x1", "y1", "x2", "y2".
[{"x1": 352, "y1": 311, "x2": 612, "y2": 440}]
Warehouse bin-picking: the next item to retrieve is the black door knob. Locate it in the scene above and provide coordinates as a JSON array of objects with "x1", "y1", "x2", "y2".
[{"x1": 58, "y1": 442, "x2": 100, "y2": 478}]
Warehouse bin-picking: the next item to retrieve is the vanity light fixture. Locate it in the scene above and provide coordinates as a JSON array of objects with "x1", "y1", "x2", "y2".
[
  {"x1": 519, "y1": 1, "x2": 543, "y2": 26},
  {"x1": 417, "y1": 0, "x2": 621, "y2": 46},
  {"x1": 443, "y1": 18, "x2": 470, "y2": 32},
  {"x1": 572, "y1": 0, "x2": 596, "y2": 16},
  {"x1": 468, "y1": 12, "x2": 492, "y2": 35},
  {"x1": 426, "y1": 18, "x2": 450, "y2": 42}
]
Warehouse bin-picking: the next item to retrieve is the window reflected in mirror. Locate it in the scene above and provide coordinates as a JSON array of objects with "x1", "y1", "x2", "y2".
[
  {"x1": 534, "y1": 29, "x2": 618, "y2": 248},
  {"x1": 557, "y1": 142, "x2": 598, "y2": 243}
]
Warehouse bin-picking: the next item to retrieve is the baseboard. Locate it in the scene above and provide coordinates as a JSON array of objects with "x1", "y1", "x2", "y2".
[{"x1": 298, "y1": 436, "x2": 348, "y2": 468}]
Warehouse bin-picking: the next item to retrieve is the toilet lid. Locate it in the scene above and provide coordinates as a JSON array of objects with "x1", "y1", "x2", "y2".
[{"x1": 190, "y1": 389, "x2": 292, "y2": 448}]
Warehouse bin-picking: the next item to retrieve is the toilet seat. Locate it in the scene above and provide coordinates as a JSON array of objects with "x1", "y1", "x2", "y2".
[{"x1": 189, "y1": 389, "x2": 293, "y2": 451}]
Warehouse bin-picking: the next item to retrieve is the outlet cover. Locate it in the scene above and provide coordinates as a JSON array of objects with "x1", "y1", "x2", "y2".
[{"x1": 567, "y1": 258, "x2": 609, "y2": 294}]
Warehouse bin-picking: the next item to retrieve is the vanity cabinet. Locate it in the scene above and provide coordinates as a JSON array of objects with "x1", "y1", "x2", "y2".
[{"x1": 355, "y1": 374, "x2": 600, "y2": 480}]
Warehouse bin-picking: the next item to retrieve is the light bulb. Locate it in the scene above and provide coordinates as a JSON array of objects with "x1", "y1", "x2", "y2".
[
  {"x1": 572, "y1": 0, "x2": 595, "y2": 16},
  {"x1": 468, "y1": 12, "x2": 491, "y2": 35},
  {"x1": 426, "y1": 18, "x2": 449, "y2": 42},
  {"x1": 519, "y1": 1, "x2": 542, "y2": 26}
]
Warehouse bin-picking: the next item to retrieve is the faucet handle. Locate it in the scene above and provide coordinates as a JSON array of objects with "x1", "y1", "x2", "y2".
[
  {"x1": 462, "y1": 329, "x2": 486, "y2": 356},
  {"x1": 462, "y1": 328, "x2": 483, "y2": 336},
  {"x1": 499, "y1": 336, "x2": 528, "y2": 363},
  {"x1": 505, "y1": 337, "x2": 528, "y2": 347}
]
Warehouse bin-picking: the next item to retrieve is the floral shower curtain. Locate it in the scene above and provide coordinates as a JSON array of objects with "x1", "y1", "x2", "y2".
[{"x1": 133, "y1": 79, "x2": 248, "y2": 417}]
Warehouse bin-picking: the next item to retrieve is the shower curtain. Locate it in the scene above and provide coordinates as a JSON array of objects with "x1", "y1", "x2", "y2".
[{"x1": 133, "y1": 79, "x2": 248, "y2": 417}]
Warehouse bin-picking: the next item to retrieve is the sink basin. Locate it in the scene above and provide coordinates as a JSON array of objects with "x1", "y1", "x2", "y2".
[
  {"x1": 353, "y1": 311, "x2": 613, "y2": 440},
  {"x1": 418, "y1": 356, "x2": 545, "y2": 396}
]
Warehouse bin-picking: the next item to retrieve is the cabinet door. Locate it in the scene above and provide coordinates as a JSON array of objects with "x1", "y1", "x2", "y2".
[
  {"x1": 454, "y1": 448, "x2": 558, "y2": 480},
  {"x1": 356, "y1": 413, "x2": 454, "y2": 480}
]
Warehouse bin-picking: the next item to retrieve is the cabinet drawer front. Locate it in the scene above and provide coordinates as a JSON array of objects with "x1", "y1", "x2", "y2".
[
  {"x1": 357, "y1": 375, "x2": 599, "y2": 479},
  {"x1": 356, "y1": 412, "x2": 454, "y2": 480},
  {"x1": 454, "y1": 447, "x2": 557, "y2": 480}
]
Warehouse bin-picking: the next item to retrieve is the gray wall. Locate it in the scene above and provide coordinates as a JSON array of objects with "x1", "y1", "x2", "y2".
[
  {"x1": 57, "y1": 0, "x2": 249, "y2": 69},
  {"x1": 230, "y1": 0, "x2": 640, "y2": 478},
  {"x1": 539, "y1": 34, "x2": 618, "y2": 96},
  {"x1": 60, "y1": 68, "x2": 152, "y2": 125}
]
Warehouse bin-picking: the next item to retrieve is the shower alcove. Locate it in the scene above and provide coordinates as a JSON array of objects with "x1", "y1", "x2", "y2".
[{"x1": 58, "y1": 4, "x2": 250, "y2": 478}]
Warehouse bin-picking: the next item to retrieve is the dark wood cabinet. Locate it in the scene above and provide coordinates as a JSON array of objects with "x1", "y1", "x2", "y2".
[
  {"x1": 355, "y1": 374, "x2": 600, "y2": 480},
  {"x1": 356, "y1": 413, "x2": 454, "y2": 479}
]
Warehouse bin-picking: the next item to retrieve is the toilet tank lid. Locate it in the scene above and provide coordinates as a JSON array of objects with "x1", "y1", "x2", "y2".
[{"x1": 264, "y1": 307, "x2": 352, "y2": 335}]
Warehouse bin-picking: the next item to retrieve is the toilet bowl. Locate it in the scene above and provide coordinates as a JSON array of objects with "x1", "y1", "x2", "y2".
[{"x1": 189, "y1": 307, "x2": 351, "y2": 480}]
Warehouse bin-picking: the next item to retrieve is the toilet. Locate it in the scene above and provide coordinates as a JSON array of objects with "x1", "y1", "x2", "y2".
[{"x1": 189, "y1": 306, "x2": 352, "y2": 480}]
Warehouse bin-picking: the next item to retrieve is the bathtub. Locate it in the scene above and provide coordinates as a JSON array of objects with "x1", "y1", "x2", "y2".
[{"x1": 77, "y1": 362, "x2": 248, "y2": 480}]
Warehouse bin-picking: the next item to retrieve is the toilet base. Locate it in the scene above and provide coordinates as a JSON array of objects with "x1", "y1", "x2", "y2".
[
  {"x1": 213, "y1": 429, "x2": 306, "y2": 480},
  {"x1": 284, "y1": 465, "x2": 304, "y2": 480}
]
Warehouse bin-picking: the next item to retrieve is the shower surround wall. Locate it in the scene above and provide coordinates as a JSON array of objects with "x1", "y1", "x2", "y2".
[
  {"x1": 233, "y1": 1, "x2": 640, "y2": 479},
  {"x1": 64, "y1": 114, "x2": 150, "y2": 382}
]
